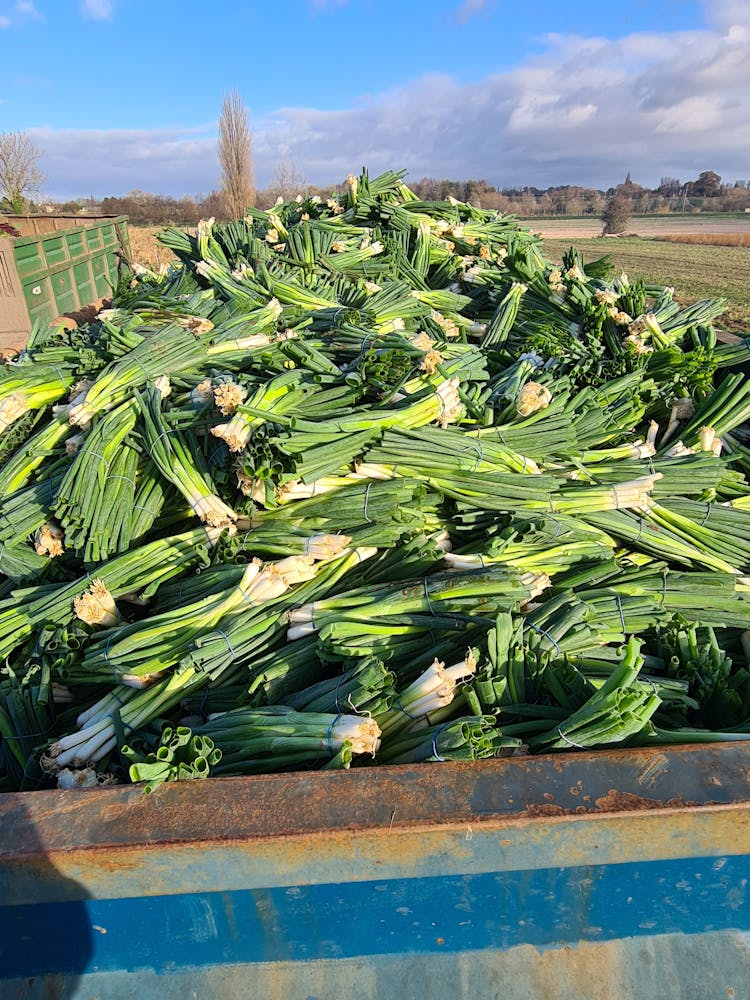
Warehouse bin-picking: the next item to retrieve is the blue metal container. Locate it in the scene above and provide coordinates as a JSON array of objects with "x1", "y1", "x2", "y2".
[{"x1": 1, "y1": 743, "x2": 749, "y2": 998}]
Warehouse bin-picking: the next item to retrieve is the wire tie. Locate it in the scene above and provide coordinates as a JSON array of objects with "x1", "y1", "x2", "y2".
[
  {"x1": 216, "y1": 628, "x2": 237, "y2": 660},
  {"x1": 548, "y1": 516, "x2": 563, "y2": 541},
  {"x1": 103, "y1": 626, "x2": 127, "y2": 681},
  {"x1": 326, "y1": 713, "x2": 342, "y2": 755},
  {"x1": 612, "y1": 484, "x2": 622, "y2": 510},
  {"x1": 362, "y1": 480, "x2": 373, "y2": 524},
  {"x1": 430, "y1": 721, "x2": 450, "y2": 762},
  {"x1": 237, "y1": 586, "x2": 257, "y2": 609},
  {"x1": 700, "y1": 502, "x2": 713, "y2": 528},
  {"x1": 198, "y1": 684, "x2": 210, "y2": 719},
  {"x1": 526, "y1": 622, "x2": 561, "y2": 655},
  {"x1": 333, "y1": 672, "x2": 347, "y2": 713},
  {"x1": 51, "y1": 365, "x2": 69, "y2": 394},
  {"x1": 148, "y1": 428, "x2": 177, "y2": 457},
  {"x1": 107, "y1": 474, "x2": 137, "y2": 490},
  {"x1": 395, "y1": 696, "x2": 417, "y2": 720},
  {"x1": 635, "y1": 516, "x2": 644, "y2": 544},
  {"x1": 662, "y1": 571, "x2": 669, "y2": 604},
  {"x1": 423, "y1": 577, "x2": 437, "y2": 615},
  {"x1": 131, "y1": 355, "x2": 152, "y2": 381},
  {"x1": 556, "y1": 727, "x2": 586, "y2": 750},
  {"x1": 5, "y1": 723, "x2": 54, "y2": 742},
  {"x1": 132, "y1": 504, "x2": 159, "y2": 519},
  {"x1": 615, "y1": 593, "x2": 626, "y2": 632}
]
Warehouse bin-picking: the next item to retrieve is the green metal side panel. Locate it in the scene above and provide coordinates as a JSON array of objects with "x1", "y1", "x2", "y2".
[{"x1": 11, "y1": 216, "x2": 130, "y2": 330}]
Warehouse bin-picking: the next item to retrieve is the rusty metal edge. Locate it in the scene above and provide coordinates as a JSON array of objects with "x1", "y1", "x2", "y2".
[
  {"x1": 3, "y1": 805, "x2": 750, "y2": 905},
  {"x1": 2, "y1": 742, "x2": 749, "y2": 859}
]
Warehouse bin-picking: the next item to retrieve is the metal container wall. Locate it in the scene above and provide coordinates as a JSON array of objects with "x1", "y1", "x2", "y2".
[
  {"x1": 1, "y1": 743, "x2": 749, "y2": 999},
  {"x1": 0, "y1": 216, "x2": 130, "y2": 352}
]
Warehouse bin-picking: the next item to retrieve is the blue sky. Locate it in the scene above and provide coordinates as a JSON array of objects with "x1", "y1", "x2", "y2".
[{"x1": 1, "y1": 0, "x2": 748, "y2": 199}]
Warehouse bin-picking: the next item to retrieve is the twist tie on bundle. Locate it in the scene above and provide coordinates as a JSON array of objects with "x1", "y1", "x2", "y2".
[
  {"x1": 237, "y1": 586, "x2": 257, "y2": 610},
  {"x1": 103, "y1": 626, "x2": 127, "y2": 681},
  {"x1": 109, "y1": 687, "x2": 126, "y2": 707},
  {"x1": 526, "y1": 622, "x2": 561, "y2": 656},
  {"x1": 148, "y1": 428, "x2": 177, "y2": 457},
  {"x1": 635, "y1": 516, "x2": 644, "y2": 544},
  {"x1": 394, "y1": 696, "x2": 417, "y2": 720},
  {"x1": 556, "y1": 727, "x2": 586, "y2": 750},
  {"x1": 430, "y1": 721, "x2": 451, "y2": 762},
  {"x1": 333, "y1": 673, "x2": 346, "y2": 713},
  {"x1": 133, "y1": 504, "x2": 159, "y2": 519},
  {"x1": 107, "y1": 474, "x2": 137, "y2": 490},
  {"x1": 199, "y1": 684, "x2": 211, "y2": 719},
  {"x1": 548, "y1": 494, "x2": 556, "y2": 514},
  {"x1": 700, "y1": 503, "x2": 713, "y2": 528},
  {"x1": 362, "y1": 481, "x2": 373, "y2": 524},
  {"x1": 132, "y1": 356, "x2": 152, "y2": 381},
  {"x1": 86, "y1": 451, "x2": 110, "y2": 467},
  {"x1": 423, "y1": 577, "x2": 437, "y2": 615},
  {"x1": 612, "y1": 484, "x2": 622, "y2": 510},
  {"x1": 216, "y1": 628, "x2": 237, "y2": 660},
  {"x1": 494, "y1": 427, "x2": 508, "y2": 447},
  {"x1": 662, "y1": 571, "x2": 669, "y2": 604},
  {"x1": 548, "y1": 516, "x2": 563, "y2": 541},
  {"x1": 615, "y1": 593, "x2": 626, "y2": 632},
  {"x1": 52, "y1": 365, "x2": 69, "y2": 394},
  {"x1": 326, "y1": 713, "x2": 342, "y2": 755},
  {"x1": 6, "y1": 723, "x2": 53, "y2": 743}
]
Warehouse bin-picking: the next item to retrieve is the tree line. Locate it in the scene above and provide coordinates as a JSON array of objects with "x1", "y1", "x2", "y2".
[{"x1": 2, "y1": 112, "x2": 749, "y2": 224}]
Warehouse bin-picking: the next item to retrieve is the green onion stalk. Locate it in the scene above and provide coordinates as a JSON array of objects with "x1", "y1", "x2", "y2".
[
  {"x1": 376, "y1": 652, "x2": 478, "y2": 737},
  {"x1": 378, "y1": 715, "x2": 508, "y2": 763},
  {"x1": 0, "y1": 527, "x2": 217, "y2": 661},
  {"x1": 528, "y1": 638, "x2": 661, "y2": 751},
  {"x1": 76, "y1": 554, "x2": 320, "y2": 688},
  {"x1": 67, "y1": 325, "x2": 210, "y2": 428},
  {"x1": 286, "y1": 567, "x2": 549, "y2": 641},
  {"x1": 196, "y1": 706, "x2": 381, "y2": 775},
  {"x1": 138, "y1": 385, "x2": 237, "y2": 528},
  {"x1": 0, "y1": 363, "x2": 75, "y2": 437}
]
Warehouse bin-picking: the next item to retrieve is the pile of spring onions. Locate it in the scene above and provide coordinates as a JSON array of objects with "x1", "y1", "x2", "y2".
[{"x1": 1, "y1": 167, "x2": 750, "y2": 794}]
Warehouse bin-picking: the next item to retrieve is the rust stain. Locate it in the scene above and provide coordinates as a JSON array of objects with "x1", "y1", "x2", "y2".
[
  {"x1": 595, "y1": 790, "x2": 665, "y2": 812},
  {"x1": 523, "y1": 804, "x2": 568, "y2": 817}
]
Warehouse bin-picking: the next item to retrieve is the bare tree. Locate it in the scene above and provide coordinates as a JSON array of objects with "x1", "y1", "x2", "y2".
[
  {"x1": 217, "y1": 90, "x2": 255, "y2": 219},
  {"x1": 601, "y1": 192, "x2": 631, "y2": 235},
  {"x1": 0, "y1": 131, "x2": 45, "y2": 213},
  {"x1": 267, "y1": 160, "x2": 306, "y2": 203}
]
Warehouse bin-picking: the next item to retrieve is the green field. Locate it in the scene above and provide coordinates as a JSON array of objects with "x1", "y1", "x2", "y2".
[{"x1": 542, "y1": 237, "x2": 750, "y2": 334}]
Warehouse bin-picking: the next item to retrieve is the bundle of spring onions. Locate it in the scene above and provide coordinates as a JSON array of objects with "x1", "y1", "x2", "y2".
[{"x1": 1, "y1": 167, "x2": 750, "y2": 794}]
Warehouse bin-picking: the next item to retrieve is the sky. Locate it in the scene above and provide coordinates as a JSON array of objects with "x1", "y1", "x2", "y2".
[{"x1": 0, "y1": 0, "x2": 748, "y2": 199}]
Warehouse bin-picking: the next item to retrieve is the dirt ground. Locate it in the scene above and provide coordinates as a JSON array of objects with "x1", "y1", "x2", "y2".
[{"x1": 523, "y1": 215, "x2": 750, "y2": 240}]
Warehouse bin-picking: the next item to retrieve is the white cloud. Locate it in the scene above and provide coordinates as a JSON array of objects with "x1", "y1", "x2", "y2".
[
  {"x1": 455, "y1": 0, "x2": 489, "y2": 23},
  {"x1": 31, "y1": 10, "x2": 750, "y2": 198},
  {"x1": 310, "y1": 0, "x2": 348, "y2": 10},
  {"x1": 16, "y1": 1, "x2": 43, "y2": 19},
  {"x1": 81, "y1": 0, "x2": 114, "y2": 20},
  {"x1": 32, "y1": 127, "x2": 218, "y2": 199}
]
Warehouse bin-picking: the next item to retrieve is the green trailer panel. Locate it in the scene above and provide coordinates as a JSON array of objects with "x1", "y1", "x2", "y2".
[{"x1": 0, "y1": 215, "x2": 131, "y2": 353}]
